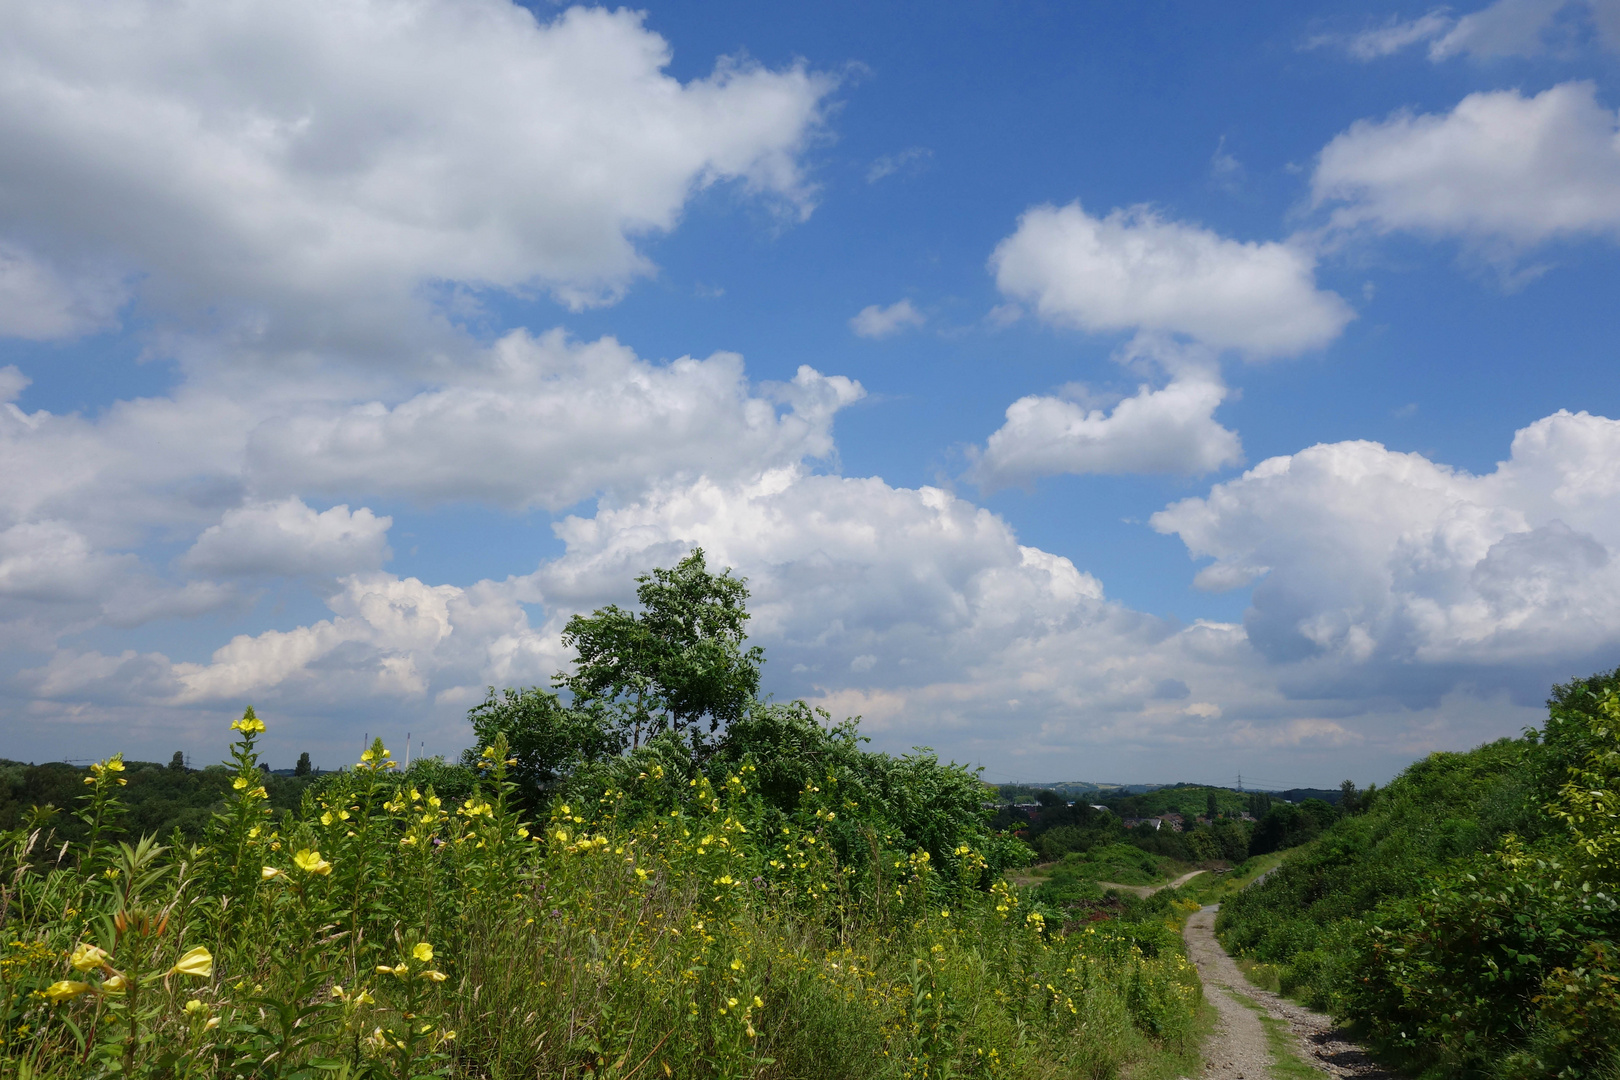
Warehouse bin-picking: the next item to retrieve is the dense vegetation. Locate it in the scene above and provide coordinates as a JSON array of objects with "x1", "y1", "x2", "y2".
[
  {"x1": 1218, "y1": 668, "x2": 1620, "y2": 1078},
  {"x1": 0, "y1": 551, "x2": 1206, "y2": 1079}
]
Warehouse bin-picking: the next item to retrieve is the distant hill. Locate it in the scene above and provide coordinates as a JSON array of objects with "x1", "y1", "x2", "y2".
[{"x1": 1000, "y1": 780, "x2": 1343, "y2": 806}]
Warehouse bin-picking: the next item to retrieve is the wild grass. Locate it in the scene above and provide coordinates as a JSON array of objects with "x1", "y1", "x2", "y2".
[{"x1": 0, "y1": 714, "x2": 1204, "y2": 1079}]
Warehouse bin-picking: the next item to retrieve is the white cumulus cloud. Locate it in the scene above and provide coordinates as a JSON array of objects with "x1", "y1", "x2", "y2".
[
  {"x1": 181, "y1": 499, "x2": 393, "y2": 578},
  {"x1": 1152, "y1": 409, "x2": 1620, "y2": 697},
  {"x1": 245, "y1": 331, "x2": 865, "y2": 510},
  {"x1": 1314, "y1": 82, "x2": 1620, "y2": 251},
  {"x1": 990, "y1": 202, "x2": 1353, "y2": 358},
  {"x1": 969, "y1": 337, "x2": 1243, "y2": 487},
  {"x1": 0, "y1": 0, "x2": 834, "y2": 354}
]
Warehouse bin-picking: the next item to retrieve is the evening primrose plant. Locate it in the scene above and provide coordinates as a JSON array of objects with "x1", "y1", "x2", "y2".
[{"x1": 0, "y1": 706, "x2": 1202, "y2": 1079}]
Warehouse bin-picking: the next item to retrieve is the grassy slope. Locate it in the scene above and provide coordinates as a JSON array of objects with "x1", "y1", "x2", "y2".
[{"x1": 1214, "y1": 737, "x2": 1537, "y2": 1005}]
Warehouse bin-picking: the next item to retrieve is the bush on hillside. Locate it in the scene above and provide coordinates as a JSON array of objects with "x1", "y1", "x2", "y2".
[{"x1": 1217, "y1": 669, "x2": 1620, "y2": 1079}]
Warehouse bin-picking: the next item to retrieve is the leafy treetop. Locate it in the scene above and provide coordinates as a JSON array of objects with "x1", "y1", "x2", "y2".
[{"x1": 558, "y1": 548, "x2": 764, "y2": 752}]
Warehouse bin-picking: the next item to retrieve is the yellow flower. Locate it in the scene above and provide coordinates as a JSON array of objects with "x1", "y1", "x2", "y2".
[
  {"x1": 232, "y1": 777, "x2": 249, "y2": 791},
  {"x1": 356, "y1": 989, "x2": 375, "y2": 1004},
  {"x1": 205, "y1": 1016, "x2": 220, "y2": 1030},
  {"x1": 420, "y1": 969, "x2": 447, "y2": 982},
  {"x1": 321, "y1": 811, "x2": 334, "y2": 826},
  {"x1": 42, "y1": 980, "x2": 92, "y2": 1003},
  {"x1": 730, "y1": 959, "x2": 744, "y2": 971},
  {"x1": 411, "y1": 943, "x2": 434, "y2": 962},
  {"x1": 69, "y1": 943, "x2": 109, "y2": 971},
  {"x1": 261, "y1": 866, "x2": 282, "y2": 880},
  {"x1": 230, "y1": 712, "x2": 266, "y2": 734},
  {"x1": 293, "y1": 850, "x2": 332, "y2": 875},
  {"x1": 101, "y1": 974, "x2": 129, "y2": 994},
  {"x1": 184, "y1": 998, "x2": 206, "y2": 1014},
  {"x1": 169, "y1": 946, "x2": 213, "y2": 978}
]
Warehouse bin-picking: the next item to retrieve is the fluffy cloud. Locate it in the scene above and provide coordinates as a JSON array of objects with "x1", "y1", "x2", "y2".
[
  {"x1": 991, "y1": 202, "x2": 1353, "y2": 358},
  {"x1": 0, "y1": 333, "x2": 862, "y2": 550},
  {"x1": 0, "y1": 519, "x2": 235, "y2": 645},
  {"x1": 1152, "y1": 409, "x2": 1620, "y2": 700},
  {"x1": 29, "y1": 572, "x2": 558, "y2": 711},
  {"x1": 1314, "y1": 82, "x2": 1620, "y2": 250},
  {"x1": 849, "y1": 299, "x2": 925, "y2": 339},
  {"x1": 969, "y1": 337, "x2": 1243, "y2": 487},
  {"x1": 20, "y1": 437, "x2": 1580, "y2": 779},
  {"x1": 0, "y1": 0, "x2": 833, "y2": 355},
  {"x1": 181, "y1": 499, "x2": 392, "y2": 578},
  {"x1": 246, "y1": 331, "x2": 864, "y2": 509},
  {"x1": 0, "y1": 331, "x2": 861, "y2": 661},
  {"x1": 117, "y1": 464, "x2": 1263, "y2": 772}
]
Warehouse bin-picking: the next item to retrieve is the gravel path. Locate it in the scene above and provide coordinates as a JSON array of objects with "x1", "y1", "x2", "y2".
[
  {"x1": 1095, "y1": 869, "x2": 1208, "y2": 898},
  {"x1": 1182, "y1": 904, "x2": 1398, "y2": 1079}
]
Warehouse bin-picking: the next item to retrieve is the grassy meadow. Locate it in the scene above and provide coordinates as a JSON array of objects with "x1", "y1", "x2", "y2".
[{"x1": 0, "y1": 712, "x2": 1206, "y2": 1079}]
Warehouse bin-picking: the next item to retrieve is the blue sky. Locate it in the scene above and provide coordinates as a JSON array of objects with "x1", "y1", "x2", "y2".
[{"x1": 3, "y1": 0, "x2": 1620, "y2": 786}]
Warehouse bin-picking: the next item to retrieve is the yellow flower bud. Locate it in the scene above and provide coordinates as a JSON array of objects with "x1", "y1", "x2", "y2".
[
  {"x1": 69, "y1": 943, "x2": 109, "y2": 972},
  {"x1": 169, "y1": 946, "x2": 213, "y2": 978},
  {"x1": 41, "y1": 980, "x2": 92, "y2": 1003}
]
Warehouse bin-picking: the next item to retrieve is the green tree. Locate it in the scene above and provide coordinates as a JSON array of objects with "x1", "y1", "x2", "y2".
[
  {"x1": 463, "y1": 687, "x2": 618, "y2": 800},
  {"x1": 558, "y1": 548, "x2": 764, "y2": 754},
  {"x1": 169, "y1": 750, "x2": 186, "y2": 772},
  {"x1": 294, "y1": 751, "x2": 312, "y2": 777}
]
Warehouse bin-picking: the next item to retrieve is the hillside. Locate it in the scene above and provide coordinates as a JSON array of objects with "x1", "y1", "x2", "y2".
[{"x1": 1216, "y1": 667, "x2": 1620, "y2": 1077}]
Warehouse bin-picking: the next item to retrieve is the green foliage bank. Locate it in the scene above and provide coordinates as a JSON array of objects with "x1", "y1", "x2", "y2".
[{"x1": 1218, "y1": 669, "x2": 1620, "y2": 1078}]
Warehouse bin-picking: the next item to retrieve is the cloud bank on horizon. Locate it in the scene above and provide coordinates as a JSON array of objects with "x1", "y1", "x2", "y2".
[{"x1": 3, "y1": 0, "x2": 1620, "y2": 786}]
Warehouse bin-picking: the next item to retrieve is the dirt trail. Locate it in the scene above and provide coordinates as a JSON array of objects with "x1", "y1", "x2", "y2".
[
  {"x1": 1096, "y1": 868, "x2": 1207, "y2": 898},
  {"x1": 1183, "y1": 904, "x2": 1397, "y2": 1079}
]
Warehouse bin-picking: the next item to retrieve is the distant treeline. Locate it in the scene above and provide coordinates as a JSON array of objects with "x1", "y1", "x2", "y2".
[{"x1": 989, "y1": 780, "x2": 1360, "y2": 867}]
